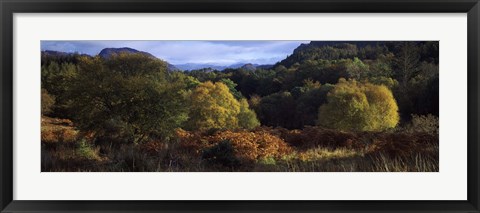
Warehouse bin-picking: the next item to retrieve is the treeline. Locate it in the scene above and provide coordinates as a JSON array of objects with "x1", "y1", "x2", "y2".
[
  {"x1": 184, "y1": 41, "x2": 438, "y2": 129},
  {"x1": 41, "y1": 41, "x2": 439, "y2": 146},
  {"x1": 42, "y1": 53, "x2": 261, "y2": 145}
]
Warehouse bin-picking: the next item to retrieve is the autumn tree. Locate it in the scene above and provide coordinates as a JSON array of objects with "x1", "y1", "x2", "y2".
[
  {"x1": 318, "y1": 78, "x2": 399, "y2": 131},
  {"x1": 41, "y1": 88, "x2": 55, "y2": 115},
  {"x1": 186, "y1": 81, "x2": 241, "y2": 130},
  {"x1": 237, "y1": 99, "x2": 260, "y2": 129}
]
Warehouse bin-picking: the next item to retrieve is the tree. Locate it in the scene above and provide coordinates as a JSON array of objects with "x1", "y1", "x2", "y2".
[
  {"x1": 256, "y1": 91, "x2": 297, "y2": 129},
  {"x1": 186, "y1": 81, "x2": 241, "y2": 130},
  {"x1": 41, "y1": 61, "x2": 78, "y2": 118},
  {"x1": 394, "y1": 41, "x2": 420, "y2": 87},
  {"x1": 294, "y1": 83, "x2": 334, "y2": 128},
  {"x1": 41, "y1": 88, "x2": 55, "y2": 115},
  {"x1": 318, "y1": 78, "x2": 399, "y2": 131},
  {"x1": 346, "y1": 57, "x2": 369, "y2": 80},
  {"x1": 220, "y1": 78, "x2": 244, "y2": 100},
  {"x1": 69, "y1": 54, "x2": 190, "y2": 143},
  {"x1": 237, "y1": 99, "x2": 260, "y2": 129}
]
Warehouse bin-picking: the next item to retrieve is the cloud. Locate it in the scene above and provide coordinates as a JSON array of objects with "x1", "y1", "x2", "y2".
[{"x1": 41, "y1": 40, "x2": 308, "y2": 65}]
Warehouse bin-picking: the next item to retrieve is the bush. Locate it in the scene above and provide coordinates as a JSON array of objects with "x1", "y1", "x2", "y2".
[
  {"x1": 406, "y1": 114, "x2": 439, "y2": 134},
  {"x1": 41, "y1": 117, "x2": 78, "y2": 143},
  {"x1": 208, "y1": 130, "x2": 293, "y2": 164},
  {"x1": 202, "y1": 140, "x2": 241, "y2": 168},
  {"x1": 282, "y1": 126, "x2": 362, "y2": 150},
  {"x1": 75, "y1": 139, "x2": 100, "y2": 160},
  {"x1": 174, "y1": 128, "x2": 292, "y2": 166}
]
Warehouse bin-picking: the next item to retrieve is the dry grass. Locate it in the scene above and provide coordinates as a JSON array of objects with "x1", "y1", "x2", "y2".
[
  {"x1": 41, "y1": 116, "x2": 79, "y2": 143},
  {"x1": 41, "y1": 117, "x2": 439, "y2": 172}
]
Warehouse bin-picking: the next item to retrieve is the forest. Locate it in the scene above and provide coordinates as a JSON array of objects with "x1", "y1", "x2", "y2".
[{"x1": 41, "y1": 41, "x2": 439, "y2": 172}]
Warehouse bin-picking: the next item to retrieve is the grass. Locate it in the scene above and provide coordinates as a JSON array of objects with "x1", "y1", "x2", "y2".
[{"x1": 41, "y1": 116, "x2": 439, "y2": 172}]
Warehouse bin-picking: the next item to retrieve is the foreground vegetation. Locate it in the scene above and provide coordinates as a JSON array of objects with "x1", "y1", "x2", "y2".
[
  {"x1": 42, "y1": 115, "x2": 438, "y2": 172},
  {"x1": 41, "y1": 41, "x2": 439, "y2": 172}
]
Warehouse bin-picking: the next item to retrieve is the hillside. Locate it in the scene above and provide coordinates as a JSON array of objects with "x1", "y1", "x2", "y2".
[{"x1": 40, "y1": 41, "x2": 439, "y2": 172}]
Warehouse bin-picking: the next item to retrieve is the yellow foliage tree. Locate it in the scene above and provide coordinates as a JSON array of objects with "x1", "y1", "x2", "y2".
[
  {"x1": 187, "y1": 81, "x2": 241, "y2": 130},
  {"x1": 238, "y1": 98, "x2": 260, "y2": 129},
  {"x1": 318, "y1": 78, "x2": 399, "y2": 131}
]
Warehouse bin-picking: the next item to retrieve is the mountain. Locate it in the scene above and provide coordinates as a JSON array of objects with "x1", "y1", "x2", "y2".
[
  {"x1": 240, "y1": 63, "x2": 256, "y2": 71},
  {"x1": 98, "y1": 47, "x2": 180, "y2": 71},
  {"x1": 256, "y1": 64, "x2": 274, "y2": 70},
  {"x1": 175, "y1": 62, "x2": 272, "y2": 71},
  {"x1": 98, "y1": 47, "x2": 155, "y2": 58},
  {"x1": 174, "y1": 63, "x2": 226, "y2": 71},
  {"x1": 174, "y1": 63, "x2": 244, "y2": 71}
]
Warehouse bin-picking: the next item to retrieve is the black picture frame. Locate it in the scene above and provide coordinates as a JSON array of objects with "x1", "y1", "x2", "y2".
[{"x1": 1, "y1": 0, "x2": 479, "y2": 212}]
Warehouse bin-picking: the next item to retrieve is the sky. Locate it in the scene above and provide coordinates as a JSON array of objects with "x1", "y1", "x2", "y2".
[{"x1": 41, "y1": 41, "x2": 308, "y2": 66}]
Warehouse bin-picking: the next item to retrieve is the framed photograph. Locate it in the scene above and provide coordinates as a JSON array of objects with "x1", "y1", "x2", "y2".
[{"x1": 1, "y1": 0, "x2": 479, "y2": 212}]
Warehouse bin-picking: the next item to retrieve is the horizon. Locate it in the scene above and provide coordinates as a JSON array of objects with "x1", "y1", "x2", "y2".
[{"x1": 41, "y1": 40, "x2": 309, "y2": 66}]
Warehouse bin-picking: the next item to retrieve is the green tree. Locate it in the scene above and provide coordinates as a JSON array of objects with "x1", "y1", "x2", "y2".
[
  {"x1": 220, "y1": 78, "x2": 244, "y2": 100},
  {"x1": 318, "y1": 78, "x2": 399, "y2": 131},
  {"x1": 256, "y1": 92, "x2": 297, "y2": 129},
  {"x1": 69, "y1": 54, "x2": 189, "y2": 143},
  {"x1": 294, "y1": 83, "x2": 334, "y2": 128},
  {"x1": 41, "y1": 62, "x2": 78, "y2": 118},
  {"x1": 394, "y1": 41, "x2": 420, "y2": 87},
  {"x1": 346, "y1": 57, "x2": 369, "y2": 79}
]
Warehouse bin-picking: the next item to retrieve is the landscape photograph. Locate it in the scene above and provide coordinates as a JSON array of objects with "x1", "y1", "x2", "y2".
[{"x1": 41, "y1": 40, "x2": 439, "y2": 172}]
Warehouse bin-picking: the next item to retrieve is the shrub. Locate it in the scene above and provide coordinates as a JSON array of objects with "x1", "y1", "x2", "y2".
[
  {"x1": 202, "y1": 140, "x2": 241, "y2": 168},
  {"x1": 208, "y1": 130, "x2": 293, "y2": 164},
  {"x1": 282, "y1": 126, "x2": 363, "y2": 150},
  {"x1": 75, "y1": 139, "x2": 100, "y2": 160},
  {"x1": 173, "y1": 128, "x2": 292, "y2": 166},
  {"x1": 41, "y1": 117, "x2": 78, "y2": 143},
  {"x1": 406, "y1": 114, "x2": 439, "y2": 134},
  {"x1": 365, "y1": 132, "x2": 438, "y2": 158}
]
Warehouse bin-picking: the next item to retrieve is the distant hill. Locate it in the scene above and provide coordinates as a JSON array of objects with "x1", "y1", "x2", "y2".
[
  {"x1": 293, "y1": 41, "x2": 386, "y2": 54},
  {"x1": 174, "y1": 63, "x2": 245, "y2": 71},
  {"x1": 277, "y1": 41, "x2": 388, "y2": 68},
  {"x1": 176, "y1": 62, "x2": 272, "y2": 71},
  {"x1": 98, "y1": 47, "x2": 180, "y2": 71},
  {"x1": 98, "y1": 47, "x2": 155, "y2": 58},
  {"x1": 174, "y1": 63, "x2": 226, "y2": 71},
  {"x1": 255, "y1": 64, "x2": 274, "y2": 70},
  {"x1": 240, "y1": 63, "x2": 256, "y2": 71}
]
